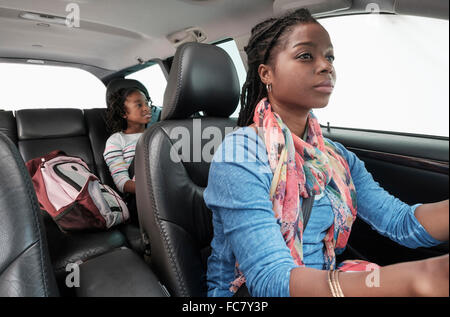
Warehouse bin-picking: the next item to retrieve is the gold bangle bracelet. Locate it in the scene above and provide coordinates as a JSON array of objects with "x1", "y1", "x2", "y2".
[
  {"x1": 327, "y1": 270, "x2": 338, "y2": 297},
  {"x1": 332, "y1": 270, "x2": 345, "y2": 297}
]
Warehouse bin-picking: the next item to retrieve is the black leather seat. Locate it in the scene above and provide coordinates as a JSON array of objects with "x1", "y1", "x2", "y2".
[
  {"x1": 84, "y1": 108, "x2": 117, "y2": 189},
  {"x1": 0, "y1": 110, "x2": 17, "y2": 144},
  {"x1": 0, "y1": 132, "x2": 59, "y2": 297},
  {"x1": 16, "y1": 108, "x2": 98, "y2": 172},
  {"x1": 1, "y1": 88, "x2": 169, "y2": 297},
  {"x1": 135, "y1": 42, "x2": 239, "y2": 296},
  {"x1": 14, "y1": 108, "x2": 129, "y2": 293},
  {"x1": 1, "y1": 86, "x2": 157, "y2": 292},
  {"x1": 76, "y1": 248, "x2": 168, "y2": 297},
  {"x1": 0, "y1": 131, "x2": 169, "y2": 297},
  {"x1": 0, "y1": 130, "x2": 168, "y2": 297}
]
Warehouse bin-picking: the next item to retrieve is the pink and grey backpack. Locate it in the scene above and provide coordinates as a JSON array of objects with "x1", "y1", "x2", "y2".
[{"x1": 26, "y1": 150, "x2": 129, "y2": 231}]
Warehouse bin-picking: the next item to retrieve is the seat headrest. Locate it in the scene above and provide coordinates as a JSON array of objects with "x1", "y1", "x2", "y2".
[
  {"x1": 16, "y1": 109, "x2": 86, "y2": 140},
  {"x1": 162, "y1": 42, "x2": 240, "y2": 120},
  {"x1": 106, "y1": 78, "x2": 150, "y2": 105}
]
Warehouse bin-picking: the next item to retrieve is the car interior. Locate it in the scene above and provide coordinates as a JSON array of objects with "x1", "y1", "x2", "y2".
[{"x1": 0, "y1": 0, "x2": 448, "y2": 297}]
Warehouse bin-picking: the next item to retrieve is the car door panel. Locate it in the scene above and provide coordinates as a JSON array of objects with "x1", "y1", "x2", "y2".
[{"x1": 324, "y1": 127, "x2": 449, "y2": 266}]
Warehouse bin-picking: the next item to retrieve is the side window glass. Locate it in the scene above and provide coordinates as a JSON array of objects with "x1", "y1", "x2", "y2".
[
  {"x1": 0, "y1": 63, "x2": 106, "y2": 110},
  {"x1": 216, "y1": 39, "x2": 247, "y2": 118},
  {"x1": 314, "y1": 14, "x2": 449, "y2": 137},
  {"x1": 126, "y1": 63, "x2": 167, "y2": 108}
]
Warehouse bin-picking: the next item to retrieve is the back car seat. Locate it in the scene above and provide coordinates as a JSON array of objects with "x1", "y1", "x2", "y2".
[
  {"x1": 15, "y1": 108, "x2": 130, "y2": 292},
  {"x1": 0, "y1": 132, "x2": 59, "y2": 296}
]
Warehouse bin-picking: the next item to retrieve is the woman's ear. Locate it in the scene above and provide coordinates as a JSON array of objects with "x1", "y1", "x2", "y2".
[{"x1": 258, "y1": 64, "x2": 272, "y2": 86}]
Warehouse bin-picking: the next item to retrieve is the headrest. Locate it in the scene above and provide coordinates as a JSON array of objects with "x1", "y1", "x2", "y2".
[
  {"x1": 16, "y1": 109, "x2": 86, "y2": 140},
  {"x1": 106, "y1": 78, "x2": 150, "y2": 106},
  {"x1": 0, "y1": 110, "x2": 17, "y2": 144},
  {"x1": 162, "y1": 42, "x2": 240, "y2": 120}
]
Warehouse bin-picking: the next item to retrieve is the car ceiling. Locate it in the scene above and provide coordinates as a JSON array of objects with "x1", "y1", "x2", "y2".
[
  {"x1": 0, "y1": 0, "x2": 448, "y2": 77},
  {"x1": 0, "y1": 0, "x2": 275, "y2": 73}
]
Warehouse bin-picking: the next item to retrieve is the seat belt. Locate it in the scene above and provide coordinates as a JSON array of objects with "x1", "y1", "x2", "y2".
[
  {"x1": 233, "y1": 195, "x2": 315, "y2": 297},
  {"x1": 302, "y1": 194, "x2": 315, "y2": 230}
]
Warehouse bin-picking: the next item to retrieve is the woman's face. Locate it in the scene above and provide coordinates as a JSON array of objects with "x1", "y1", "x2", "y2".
[
  {"x1": 263, "y1": 22, "x2": 336, "y2": 112},
  {"x1": 123, "y1": 90, "x2": 152, "y2": 125}
]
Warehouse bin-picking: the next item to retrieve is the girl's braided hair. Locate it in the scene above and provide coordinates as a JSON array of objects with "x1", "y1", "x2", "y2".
[
  {"x1": 105, "y1": 87, "x2": 147, "y2": 133},
  {"x1": 237, "y1": 8, "x2": 318, "y2": 127}
]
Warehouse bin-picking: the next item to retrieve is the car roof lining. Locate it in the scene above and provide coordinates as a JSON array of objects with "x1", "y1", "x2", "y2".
[
  {"x1": 0, "y1": 0, "x2": 448, "y2": 79},
  {"x1": 0, "y1": 57, "x2": 115, "y2": 80}
]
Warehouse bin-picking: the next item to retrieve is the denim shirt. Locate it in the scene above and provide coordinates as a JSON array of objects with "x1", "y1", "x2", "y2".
[{"x1": 203, "y1": 127, "x2": 442, "y2": 297}]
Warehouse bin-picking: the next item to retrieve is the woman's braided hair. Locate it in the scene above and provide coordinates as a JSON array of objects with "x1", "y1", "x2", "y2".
[
  {"x1": 237, "y1": 8, "x2": 318, "y2": 127},
  {"x1": 105, "y1": 87, "x2": 146, "y2": 133}
]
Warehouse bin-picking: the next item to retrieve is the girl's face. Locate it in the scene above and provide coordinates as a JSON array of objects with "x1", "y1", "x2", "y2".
[
  {"x1": 262, "y1": 22, "x2": 336, "y2": 112},
  {"x1": 123, "y1": 90, "x2": 152, "y2": 126}
]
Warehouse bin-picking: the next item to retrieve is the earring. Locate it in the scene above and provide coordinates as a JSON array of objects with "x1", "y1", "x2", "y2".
[{"x1": 266, "y1": 83, "x2": 272, "y2": 93}]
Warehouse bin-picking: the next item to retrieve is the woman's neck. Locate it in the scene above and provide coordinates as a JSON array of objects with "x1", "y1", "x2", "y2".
[{"x1": 269, "y1": 100, "x2": 310, "y2": 138}]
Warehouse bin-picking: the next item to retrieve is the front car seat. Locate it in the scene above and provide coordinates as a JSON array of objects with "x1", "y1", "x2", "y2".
[
  {"x1": 0, "y1": 132, "x2": 59, "y2": 297},
  {"x1": 135, "y1": 42, "x2": 240, "y2": 296}
]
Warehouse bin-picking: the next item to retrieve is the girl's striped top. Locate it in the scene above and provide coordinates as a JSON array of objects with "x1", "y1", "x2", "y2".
[{"x1": 103, "y1": 132, "x2": 142, "y2": 193}]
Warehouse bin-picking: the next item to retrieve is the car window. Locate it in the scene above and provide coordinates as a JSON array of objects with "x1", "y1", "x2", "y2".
[
  {"x1": 314, "y1": 14, "x2": 449, "y2": 137},
  {"x1": 125, "y1": 63, "x2": 167, "y2": 108},
  {"x1": 216, "y1": 39, "x2": 247, "y2": 118},
  {"x1": 0, "y1": 63, "x2": 106, "y2": 110}
]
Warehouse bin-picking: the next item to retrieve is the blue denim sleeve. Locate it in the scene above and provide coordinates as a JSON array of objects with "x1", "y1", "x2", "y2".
[
  {"x1": 204, "y1": 128, "x2": 298, "y2": 297},
  {"x1": 329, "y1": 139, "x2": 443, "y2": 248}
]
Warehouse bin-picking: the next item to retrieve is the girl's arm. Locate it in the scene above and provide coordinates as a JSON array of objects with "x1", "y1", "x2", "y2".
[{"x1": 103, "y1": 134, "x2": 132, "y2": 193}]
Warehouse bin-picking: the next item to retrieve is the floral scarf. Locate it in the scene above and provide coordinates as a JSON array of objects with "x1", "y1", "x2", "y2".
[{"x1": 230, "y1": 98, "x2": 360, "y2": 293}]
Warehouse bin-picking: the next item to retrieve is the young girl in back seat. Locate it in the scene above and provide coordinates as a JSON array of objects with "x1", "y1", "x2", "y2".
[{"x1": 103, "y1": 87, "x2": 152, "y2": 221}]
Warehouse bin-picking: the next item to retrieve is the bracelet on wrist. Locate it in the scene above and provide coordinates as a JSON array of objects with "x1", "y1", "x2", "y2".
[{"x1": 327, "y1": 269, "x2": 344, "y2": 297}]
